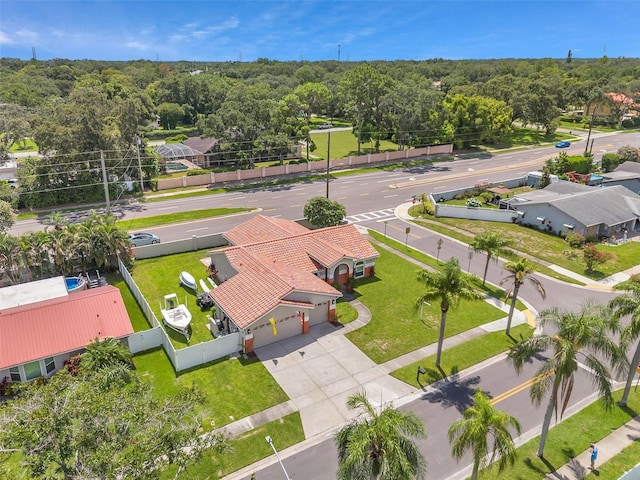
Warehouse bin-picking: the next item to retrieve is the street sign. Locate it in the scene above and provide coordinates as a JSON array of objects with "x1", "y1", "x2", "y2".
[{"x1": 405, "y1": 227, "x2": 411, "y2": 234}]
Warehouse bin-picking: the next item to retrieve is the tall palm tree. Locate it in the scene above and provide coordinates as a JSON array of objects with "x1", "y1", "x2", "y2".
[
  {"x1": 449, "y1": 389, "x2": 521, "y2": 480},
  {"x1": 508, "y1": 302, "x2": 625, "y2": 457},
  {"x1": 0, "y1": 232, "x2": 23, "y2": 284},
  {"x1": 336, "y1": 391, "x2": 427, "y2": 480},
  {"x1": 471, "y1": 232, "x2": 513, "y2": 286},
  {"x1": 499, "y1": 258, "x2": 546, "y2": 335},
  {"x1": 609, "y1": 286, "x2": 640, "y2": 407},
  {"x1": 416, "y1": 257, "x2": 484, "y2": 367}
]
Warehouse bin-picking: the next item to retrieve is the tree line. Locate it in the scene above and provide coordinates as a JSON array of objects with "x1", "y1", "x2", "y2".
[{"x1": 1, "y1": 56, "x2": 639, "y2": 209}]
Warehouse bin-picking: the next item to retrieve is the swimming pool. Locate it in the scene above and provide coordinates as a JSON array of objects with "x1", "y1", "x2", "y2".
[{"x1": 65, "y1": 276, "x2": 86, "y2": 292}]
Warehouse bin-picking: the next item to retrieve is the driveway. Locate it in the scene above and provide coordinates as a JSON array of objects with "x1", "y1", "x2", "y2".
[{"x1": 255, "y1": 311, "x2": 415, "y2": 439}]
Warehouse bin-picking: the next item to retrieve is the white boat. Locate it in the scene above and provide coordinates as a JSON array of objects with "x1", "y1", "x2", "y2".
[
  {"x1": 160, "y1": 293, "x2": 192, "y2": 341},
  {"x1": 179, "y1": 271, "x2": 197, "y2": 291},
  {"x1": 199, "y1": 279, "x2": 209, "y2": 293}
]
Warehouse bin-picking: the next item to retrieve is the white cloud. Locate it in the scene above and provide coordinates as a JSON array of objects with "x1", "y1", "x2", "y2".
[
  {"x1": 0, "y1": 31, "x2": 15, "y2": 45},
  {"x1": 125, "y1": 41, "x2": 147, "y2": 50}
]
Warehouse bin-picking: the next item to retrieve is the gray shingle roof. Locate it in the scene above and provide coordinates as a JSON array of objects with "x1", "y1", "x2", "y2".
[{"x1": 551, "y1": 185, "x2": 640, "y2": 227}]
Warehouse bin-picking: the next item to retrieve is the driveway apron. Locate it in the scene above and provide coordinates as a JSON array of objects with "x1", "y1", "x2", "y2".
[{"x1": 255, "y1": 319, "x2": 415, "y2": 438}]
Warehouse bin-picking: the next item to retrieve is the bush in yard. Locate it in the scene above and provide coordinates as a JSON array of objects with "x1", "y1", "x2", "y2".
[
  {"x1": 601, "y1": 153, "x2": 621, "y2": 173},
  {"x1": 583, "y1": 243, "x2": 613, "y2": 272},
  {"x1": 564, "y1": 231, "x2": 585, "y2": 248},
  {"x1": 186, "y1": 169, "x2": 208, "y2": 176},
  {"x1": 466, "y1": 197, "x2": 482, "y2": 207}
]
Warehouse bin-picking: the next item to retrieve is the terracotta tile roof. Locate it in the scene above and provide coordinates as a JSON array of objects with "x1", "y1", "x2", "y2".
[
  {"x1": 211, "y1": 220, "x2": 379, "y2": 329},
  {"x1": 223, "y1": 215, "x2": 310, "y2": 245},
  {"x1": 0, "y1": 286, "x2": 133, "y2": 370}
]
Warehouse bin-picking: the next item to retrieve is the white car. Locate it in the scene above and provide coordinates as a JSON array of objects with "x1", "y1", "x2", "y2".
[{"x1": 129, "y1": 232, "x2": 160, "y2": 247}]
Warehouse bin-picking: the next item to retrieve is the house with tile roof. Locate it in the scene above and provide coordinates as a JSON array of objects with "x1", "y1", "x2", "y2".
[
  {"x1": 208, "y1": 215, "x2": 379, "y2": 351},
  {"x1": 503, "y1": 182, "x2": 640, "y2": 239},
  {"x1": 0, "y1": 278, "x2": 134, "y2": 383}
]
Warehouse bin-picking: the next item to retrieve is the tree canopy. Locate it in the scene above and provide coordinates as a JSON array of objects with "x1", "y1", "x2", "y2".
[{"x1": 303, "y1": 196, "x2": 346, "y2": 228}]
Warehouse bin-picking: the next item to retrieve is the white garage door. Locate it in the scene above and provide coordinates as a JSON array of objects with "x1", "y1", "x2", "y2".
[{"x1": 252, "y1": 316, "x2": 302, "y2": 347}]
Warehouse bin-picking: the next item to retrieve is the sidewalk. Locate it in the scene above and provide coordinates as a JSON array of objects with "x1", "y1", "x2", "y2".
[{"x1": 543, "y1": 415, "x2": 640, "y2": 480}]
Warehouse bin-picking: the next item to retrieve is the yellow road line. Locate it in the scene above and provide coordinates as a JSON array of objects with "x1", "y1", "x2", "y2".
[
  {"x1": 524, "y1": 309, "x2": 536, "y2": 328},
  {"x1": 490, "y1": 378, "x2": 535, "y2": 405}
]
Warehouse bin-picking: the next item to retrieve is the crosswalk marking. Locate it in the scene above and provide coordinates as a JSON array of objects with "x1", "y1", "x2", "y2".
[{"x1": 345, "y1": 209, "x2": 395, "y2": 224}]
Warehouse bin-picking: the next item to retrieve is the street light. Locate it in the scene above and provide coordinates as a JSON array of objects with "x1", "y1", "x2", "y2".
[{"x1": 265, "y1": 435, "x2": 291, "y2": 480}]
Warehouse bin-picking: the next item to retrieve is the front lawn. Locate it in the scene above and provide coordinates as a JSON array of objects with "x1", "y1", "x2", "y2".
[
  {"x1": 131, "y1": 249, "x2": 214, "y2": 348},
  {"x1": 391, "y1": 324, "x2": 534, "y2": 387},
  {"x1": 346, "y1": 245, "x2": 506, "y2": 364},
  {"x1": 160, "y1": 412, "x2": 304, "y2": 479},
  {"x1": 413, "y1": 216, "x2": 638, "y2": 280},
  {"x1": 134, "y1": 347, "x2": 289, "y2": 432},
  {"x1": 487, "y1": 390, "x2": 640, "y2": 479}
]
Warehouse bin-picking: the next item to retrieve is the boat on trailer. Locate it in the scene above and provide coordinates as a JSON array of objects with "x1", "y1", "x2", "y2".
[
  {"x1": 179, "y1": 271, "x2": 197, "y2": 291},
  {"x1": 160, "y1": 293, "x2": 192, "y2": 341}
]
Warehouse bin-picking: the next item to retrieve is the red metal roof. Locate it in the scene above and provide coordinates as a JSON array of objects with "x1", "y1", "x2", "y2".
[{"x1": 0, "y1": 286, "x2": 134, "y2": 370}]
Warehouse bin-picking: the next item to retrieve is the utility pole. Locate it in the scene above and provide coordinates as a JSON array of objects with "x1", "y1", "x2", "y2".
[
  {"x1": 338, "y1": 44, "x2": 341, "y2": 62},
  {"x1": 136, "y1": 135, "x2": 144, "y2": 193},
  {"x1": 584, "y1": 107, "x2": 596, "y2": 156},
  {"x1": 326, "y1": 128, "x2": 331, "y2": 198},
  {"x1": 100, "y1": 150, "x2": 110, "y2": 213}
]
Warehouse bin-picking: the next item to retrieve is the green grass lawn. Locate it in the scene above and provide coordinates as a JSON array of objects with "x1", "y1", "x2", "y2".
[
  {"x1": 159, "y1": 412, "x2": 304, "y2": 479},
  {"x1": 391, "y1": 324, "x2": 534, "y2": 386},
  {"x1": 309, "y1": 129, "x2": 399, "y2": 161},
  {"x1": 335, "y1": 297, "x2": 358, "y2": 325},
  {"x1": 131, "y1": 249, "x2": 214, "y2": 348},
  {"x1": 368, "y1": 230, "x2": 526, "y2": 311},
  {"x1": 134, "y1": 347, "x2": 289, "y2": 433},
  {"x1": 411, "y1": 215, "x2": 637, "y2": 281},
  {"x1": 584, "y1": 440, "x2": 640, "y2": 479},
  {"x1": 9, "y1": 138, "x2": 38, "y2": 152},
  {"x1": 346, "y1": 245, "x2": 506, "y2": 364},
  {"x1": 486, "y1": 390, "x2": 640, "y2": 480},
  {"x1": 118, "y1": 207, "x2": 249, "y2": 230},
  {"x1": 486, "y1": 126, "x2": 570, "y2": 150},
  {"x1": 106, "y1": 272, "x2": 150, "y2": 332}
]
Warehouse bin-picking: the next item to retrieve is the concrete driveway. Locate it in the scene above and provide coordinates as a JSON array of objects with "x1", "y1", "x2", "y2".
[{"x1": 255, "y1": 318, "x2": 415, "y2": 439}]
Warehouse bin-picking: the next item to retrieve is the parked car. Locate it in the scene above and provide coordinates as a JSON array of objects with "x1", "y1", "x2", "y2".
[
  {"x1": 317, "y1": 123, "x2": 333, "y2": 130},
  {"x1": 555, "y1": 141, "x2": 571, "y2": 148},
  {"x1": 129, "y1": 232, "x2": 160, "y2": 247}
]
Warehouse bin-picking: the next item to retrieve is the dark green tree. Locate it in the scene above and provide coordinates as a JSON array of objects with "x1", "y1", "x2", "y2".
[{"x1": 303, "y1": 196, "x2": 346, "y2": 228}]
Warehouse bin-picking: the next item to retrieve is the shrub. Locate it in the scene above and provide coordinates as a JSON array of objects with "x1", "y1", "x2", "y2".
[
  {"x1": 164, "y1": 134, "x2": 189, "y2": 143},
  {"x1": 479, "y1": 192, "x2": 493, "y2": 204},
  {"x1": 466, "y1": 197, "x2": 482, "y2": 207},
  {"x1": 422, "y1": 201, "x2": 435, "y2": 216},
  {"x1": 186, "y1": 169, "x2": 208, "y2": 176},
  {"x1": 565, "y1": 231, "x2": 585, "y2": 248},
  {"x1": 601, "y1": 153, "x2": 621, "y2": 173},
  {"x1": 64, "y1": 354, "x2": 82, "y2": 376},
  {"x1": 583, "y1": 243, "x2": 613, "y2": 272}
]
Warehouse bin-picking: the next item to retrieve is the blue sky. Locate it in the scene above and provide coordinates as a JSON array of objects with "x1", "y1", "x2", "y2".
[{"x1": 1, "y1": 1, "x2": 639, "y2": 62}]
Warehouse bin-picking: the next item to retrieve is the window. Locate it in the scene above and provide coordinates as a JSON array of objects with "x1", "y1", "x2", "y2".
[
  {"x1": 9, "y1": 367, "x2": 20, "y2": 382},
  {"x1": 45, "y1": 357, "x2": 55, "y2": 374},
  {"x1": 354, "y1": 261, "x2": 365, "y2": 279},
  {"x1": 24, "y1": 361, "x2": 42, "y2": 381}
]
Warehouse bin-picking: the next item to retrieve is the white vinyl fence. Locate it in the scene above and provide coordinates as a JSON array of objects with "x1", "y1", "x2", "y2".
[{"x1": 118, "y1": 259, "x2": 242, "y2": 371}]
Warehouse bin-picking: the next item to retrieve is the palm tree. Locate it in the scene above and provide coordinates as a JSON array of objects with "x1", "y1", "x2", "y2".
[
  {"x1": 417, "y1": 257, "x2": 484, "y2": 368},
  {"x1": 449, "y1": 389, "x2": 521, "y2": 480},
  {"x1": 508, "y1": 302, "x2": 625, "y2": 457},
  {"x1": 471, "y1": 232, "x2": 513, "y2": 286},
  {"x1": 499, "y1": 258, "x2": 546, "y2": 335},
  {"x1": 336, "y1": 391, "x2": 427, "y2": 480},
  {"x1": 609, "y1": 286, "x2": 640, "y2": 407},
  {"x1": 81, "y1": 337, "x2": 133, "y2": 374}
]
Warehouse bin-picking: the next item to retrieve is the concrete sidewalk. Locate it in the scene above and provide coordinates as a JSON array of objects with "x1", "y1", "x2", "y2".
[{"x1": 543, "y1": 415, "x2": 640, "y2": 480}]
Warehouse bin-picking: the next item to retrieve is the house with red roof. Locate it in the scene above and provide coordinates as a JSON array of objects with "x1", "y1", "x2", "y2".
[
  {"x1": 208, "y1": 215, "x2": 379, "y2": 351},
  {"x1": 0, "y1": 278, "x2": 134, "y2": 383}
]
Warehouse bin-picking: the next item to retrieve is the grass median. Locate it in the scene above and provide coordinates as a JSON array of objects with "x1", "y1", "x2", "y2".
[{"x1": 118, "y1": 207, "x2": 250, "y2": 230}]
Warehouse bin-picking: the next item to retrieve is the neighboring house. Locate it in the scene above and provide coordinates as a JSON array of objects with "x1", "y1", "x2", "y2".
[
  {"x1": 0, "y1": 278, "x2": 133, "y2": 383},
  {"x1": 183, "y1": 137, "x2": 221, "y2": 168},
  {"x1": 208, "y1": 215, "x2": 379, "y2": 351},
  {"x1": 154, "y1": 143, "x2": 200, "y2": 166},
  {"x1": 502, "y1": 181, "x2": 640, "y2": 238},
  {"x1": 584, "y1": 92, "x2": 640, "y2": 126},
  {"x1": 601, "y1": 161, "x2": 640, "y2": 194}
]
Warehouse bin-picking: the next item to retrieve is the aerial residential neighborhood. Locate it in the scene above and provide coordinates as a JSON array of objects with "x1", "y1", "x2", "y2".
[{"x1": 2, "y1": 1, "x2": 640, "y2": 479}]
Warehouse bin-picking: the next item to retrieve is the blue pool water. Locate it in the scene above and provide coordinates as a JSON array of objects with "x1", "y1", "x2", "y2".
[{"x1": 65, "y1": 277, "x2": 84, "y2": 292}]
